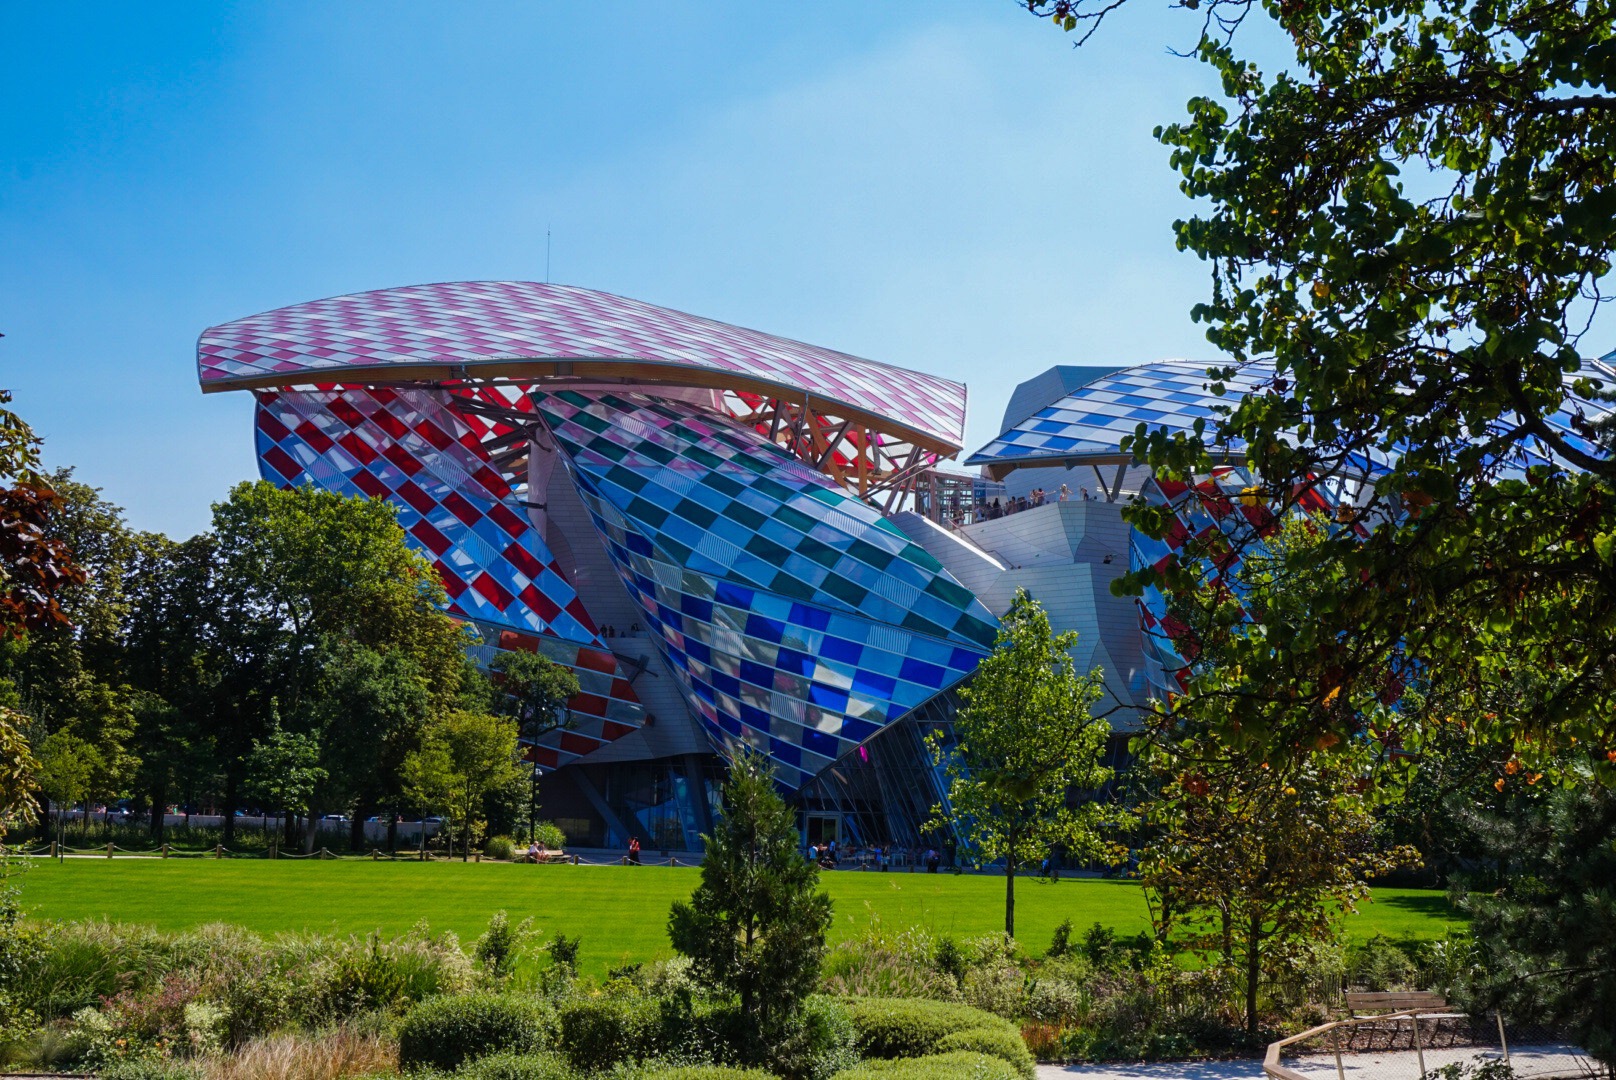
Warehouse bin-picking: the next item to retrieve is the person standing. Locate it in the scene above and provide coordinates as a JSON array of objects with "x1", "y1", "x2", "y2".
[{"x1": 628, "y1": 835, "x2": 641, "y2": 865}]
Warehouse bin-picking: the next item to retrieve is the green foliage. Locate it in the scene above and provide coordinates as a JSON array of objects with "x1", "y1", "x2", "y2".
[
  {"x1": 488, "y1": 651, "x2": 579, "y2": 742},
  {"x1": 0, "y1": 710, "x2": 38, "y2": 833},
  {"x1": 455, "y1": 1050, "x2": 576, "y2": 1080},
  {"x1": 404, "y1": 709, "x2": 525, "y2": 860},
  {"x1": 1135, "y1": 518, "x2": 1421, "y2": 1037},
  {"x1": 668, "y1": 753, "x2": 832, "y2": 1040},
  {"x1": 532, "y1": 821, "x2": 567, "y2": 851},
  {"x1": 243, "y1": 725, "x2": 325, "y2": 821},
  {"x1": 829, "y1": 1050, "x2": 1022, "y2": 1080},
  {"x1": 1045, "y1": 919, "x2": 1074, "y2": 960},
  {"x1": 556, "y1": 994, "x2": 663, "y2": 1073},
  {"x1": 1457, "y1": 782, "x2": 1616, "y2": 1068},
  {"x1": 933, "y1": 1027, "x2": 1035, "y2": 1079},
  {"x1": 483, "y1": 835, "x2": 517, "y2": 861},
  {"x1": 396, "y1": 992, "x2": 554, "y2": 1072},
  {"x1": 473, "y1": 910, "x2": 532, "y2": 983},
  {"x1": 928, "y1": 590, "x2": 1118, "y2": 938},
  {"x1": 625, "y1": 1068, "x2": 776, "y2": 1080},
  {"x1": 843, "y1": 997, "x2": 1019, "y2": 1060},
  {"x1": 1348, "y1": 936, "x2": 1418, "y2": 992},
  {"x1": 34, "y1": 730, "x2": 99, "y2": 814}
]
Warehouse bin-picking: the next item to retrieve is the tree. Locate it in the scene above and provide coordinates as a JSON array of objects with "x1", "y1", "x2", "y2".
[
  {"x1": 1456, "y1": 781, "x2": 1616, "y2": 1071},
  {"x1": 243, "y1": 725, "x2": 325, "y2": 848},
  {"x1": 0, "y1": 391, "x2": 84, "y2": 638},
  {"x1": 668, "y1": 752, "x2": 832, "y2": 1050},
  {"x1": 928, "y1": 589, "x2": 1118, "y2": 938},
  {"x1": 1132, "y1": 513, "x2": 1418, "y2": 1036},
  {"x1": 400, "y1": 729, "x2": 457, "y2": 857},
  {"x1": 488, "y1": 650, "x2": 578, "y2": 740},
  {"x1": 1030, "y1": 0, "x2": 1616, "y2": 778},
  {"x1": 0, "y1": 708, "x2": 38, "y2": 844},
  {"x1": 207, "y1": 481, "x2": 472, "y2": 842},
  {"x1": 1138, "y1": 737, "x2": 1414, "y2": 1038},
  {"x1": 404, "y1": 710, "x2": 524, "y2": 860},
  {"x1": 34, "y1": 730, "x2": 100, "y2": 847},
  {"x1": 487, "y1": 649, "x2": 578, "y2": 841}
]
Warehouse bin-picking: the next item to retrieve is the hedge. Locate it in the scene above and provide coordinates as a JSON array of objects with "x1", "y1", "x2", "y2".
[
  {"x1": 830, "y1": 1050, "x2": 1024, "y2": 1080},
  {"x1": 456, "y1": 1051, "x2": 577, "y2": 1080},
  {"x1": 843, "y1": 998, "x2": 1021, "y2": 1060},
  {"x1": 397, "y1": 993, "x2": 554, "y2": 1071},
  {"x1": 936, "y1": 1027, "x2": 1036, "y2": 1079}
]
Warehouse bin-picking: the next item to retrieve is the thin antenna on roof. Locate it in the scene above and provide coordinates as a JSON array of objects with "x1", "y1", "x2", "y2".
[{"x1": 546, "y1": 227, "x2": 552, "y2": 284}]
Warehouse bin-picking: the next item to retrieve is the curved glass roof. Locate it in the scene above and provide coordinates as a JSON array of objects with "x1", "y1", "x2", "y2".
[
  {"x1": 967, "y1": 356, "x2": 1615, "y2": 480},
  {"x1": 198, "y1": 281, "x2": 969, "y2": 453},
  {"x1": 966, "y1": 359, "x2": 1276, "y2": 477}
]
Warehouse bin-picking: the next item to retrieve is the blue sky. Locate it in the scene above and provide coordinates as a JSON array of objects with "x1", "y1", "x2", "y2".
[{"x1": 4, "y1": 2, "x2": 1250, "y2": 537}]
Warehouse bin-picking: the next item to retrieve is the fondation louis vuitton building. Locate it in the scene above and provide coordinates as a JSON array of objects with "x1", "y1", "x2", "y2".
[{"x1": 209, "y1": 280, "x2": 1470, "y2": 850}]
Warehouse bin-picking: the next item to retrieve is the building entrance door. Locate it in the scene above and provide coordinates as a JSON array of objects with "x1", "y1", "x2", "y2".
[{"x1": 805, "y1": 813, "x2": 840, "y2": 849}]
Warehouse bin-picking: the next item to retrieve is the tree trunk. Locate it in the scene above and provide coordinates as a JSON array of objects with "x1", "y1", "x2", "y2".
[
  {"x1": 149, "y1": 785, "x2": 166, "y2": 841},
  {"x1": 1004, "y1": 851, "x2": 1016, "y2": 939},
  {"x1": 1245, "y1": 913, "x2": 1262, "y2": 1041},
  {"x1": 349, "y1": 803, "x2": 367, "y2": 853},
  {"x1": 222, "y1": 774, "x2": 238, "y2": 845}
]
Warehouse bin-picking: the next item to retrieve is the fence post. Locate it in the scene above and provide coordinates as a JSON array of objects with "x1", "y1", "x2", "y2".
[
  {"x1": 1411, "y1": 1012, "x2": 1427, "y2": 1079},
  {"x1": 161, "y1": 843, "x2": 169, "y2": 858},
  {"x1": 1496, "y1": 1012, "x2": 1510, "y2": 1065},
  {"x1": 372, "y1": 849, "x2": 379, "y2": 861},
  {"x1": 669, "y1": 856, "x2": 678, "y2": 867},
  {"x1": 106, "y1": 842, "x2": 113, "y2": 859},
  {"x1": 214, "y1": 843, "x2": 223, "y2": 859},
  {"x1": 572, "y1": 854, "x2": 579, "y2": 865},
  {"x1": 48, "y1": 841, "x2": 55, "y2": 859},
  {"x1": 1331, "y1": 1024, "x2": 1346, "y2": 1080}
]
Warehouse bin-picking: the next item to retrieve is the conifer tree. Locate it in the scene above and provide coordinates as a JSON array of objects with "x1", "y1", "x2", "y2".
[{"x1": 668, "y1": 752, "x2": 832, "y2": 1041}]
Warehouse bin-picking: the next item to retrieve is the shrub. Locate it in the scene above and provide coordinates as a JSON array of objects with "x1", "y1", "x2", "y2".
[
  {"x1": 396, "y1": 993, "x2": 553, "y2": 1071},
  {"x1": 935, "y1": 1027, "x2": 1035, "y2": 1079},
  {"x1": 829, "y1": 1050, "x2": 1022, "y2": 1079},
  {"x1": 628, "y1": 1069, "x2": 776, "y2": 1080},
  {"x1": 533, "y1": 822, "x2": 566, "y2": 851},
  {"x1": 844, "y1": 998, "x2": 1018, "y2": 1060},
  {"x1": 1046, "y1": 919, "x2": 1074, "y2": 959},
  {"x1": 475, "y1": 912, "x2": 532, "y2": 982},
  {"x1": 1349, "y1": 936, "x2": 1418, "y2": 991},
  {"x1": 484, "y1": 836, "x2": 517, "y2": 861},
  {"x1": 457, "y1": 1050, "x2": 577, "y2": 1080},
  {"x1": 760, "y1": 995, "x2": 858, "y2": 1080},
  {"x1": 556, "y1": 994, "x2": 662, "y2": 1073},
  {"x1": 97, "y1": 1058, "x2": 206, "y2": 1080}
]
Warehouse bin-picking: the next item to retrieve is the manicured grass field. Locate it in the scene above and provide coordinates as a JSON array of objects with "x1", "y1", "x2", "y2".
[{"x1": 14, "y1": 859, "x2": 1464, "y2": 978}]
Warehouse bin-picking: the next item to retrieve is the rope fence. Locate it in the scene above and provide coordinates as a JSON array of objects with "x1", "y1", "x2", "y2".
[{"x1": 15, "y1": 840, "x2": 706, "y2": 865}]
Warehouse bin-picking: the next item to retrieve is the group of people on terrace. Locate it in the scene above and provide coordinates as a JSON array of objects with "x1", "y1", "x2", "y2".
[
  {"x1": 807, "y1": 840, "x2": 945, "y2": 873},
  {"x1": 971, "y1": 482, "x2": 1098, "y2": 522}
]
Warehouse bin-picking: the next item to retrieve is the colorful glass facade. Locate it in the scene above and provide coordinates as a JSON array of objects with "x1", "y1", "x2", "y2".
[
  {"x1": 203, "y1": 282, "x2": 996, "y2": 841},
  {"x1": 532, "y1": 389, "x2": 996, "y2": 790},
  {"x1": 969, "y1": 356, "x2": 1616, "y2": 702}
]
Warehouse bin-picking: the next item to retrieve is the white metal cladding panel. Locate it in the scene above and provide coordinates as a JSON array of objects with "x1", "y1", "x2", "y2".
[{"x1": 889, "y1": 513, "x2": 1007, "y2": 602}]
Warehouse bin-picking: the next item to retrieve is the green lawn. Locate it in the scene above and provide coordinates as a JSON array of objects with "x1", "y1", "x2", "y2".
[{"x1": 14, "y1": 859, "x2": 1464, "y2": 978}]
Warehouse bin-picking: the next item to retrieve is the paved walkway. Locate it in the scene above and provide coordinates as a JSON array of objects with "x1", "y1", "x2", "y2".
[{"x1": 1037, "y1": 1045, "x2": 1594, "y2": 1080}]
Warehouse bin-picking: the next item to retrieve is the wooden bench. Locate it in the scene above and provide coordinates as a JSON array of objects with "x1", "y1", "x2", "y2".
[
  {"x1": 518, "y1": 849, "x2": 567, "y2": 864},
  {"x1": 1343, "y1": 992, "x2": 1468, "y2": 1052},
  {"x1": 1345, "y1": 991, "x2": 1458, "y2": 1017}
]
